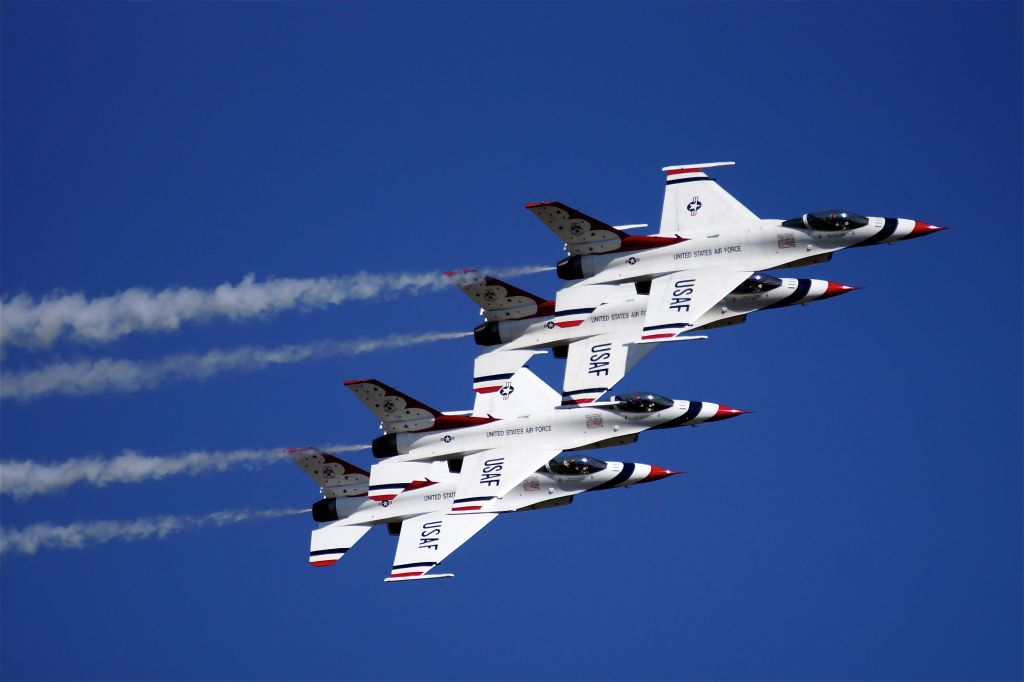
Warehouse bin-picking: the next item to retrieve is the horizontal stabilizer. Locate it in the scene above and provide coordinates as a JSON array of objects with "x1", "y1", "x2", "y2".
[
  {"x1": 446, "y1": 270, "x2": 551, "y2": 322},
  {"x1": 287, "y1": 447, "x2": 369, "y2": 498},
  {"x1": 345, "y1": 379, "x2": 495, "y2": 434},
  {"x1": 526, "y1": 202, "x2": 629, "y2": 256}
]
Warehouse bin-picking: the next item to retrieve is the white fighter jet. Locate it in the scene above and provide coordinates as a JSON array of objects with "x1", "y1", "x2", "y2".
[
  {"x1": 528, "y1": 162, "x2": 943, "y2": 346},
  {"x1": 289, "y1": 445, "x2": 679, "y2": 581},
  {"x1": 447, "y1": 268, "x2": 856, "y2": 405},
  {"x1": 338, "y1": 366, "x2": 742, "y2": 569}
]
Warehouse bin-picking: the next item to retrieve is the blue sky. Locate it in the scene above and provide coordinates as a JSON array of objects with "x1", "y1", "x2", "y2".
[{"x1": 1, "y1": 2, "x2": 1021, "y2": 680}]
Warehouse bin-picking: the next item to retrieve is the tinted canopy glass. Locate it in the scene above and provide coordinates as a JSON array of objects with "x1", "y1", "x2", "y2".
[
  {"x1": 733, "y1": 273, "x2": 783, "y2": 294},
  {"x1": 547, "y1": 453, "x2": 608, "y2": 475},
  {"x1": 612, "y1": 392, "x2": 674, "y2": 413},
  {"x1": 805, "y1": 210, "x2": 869, "y2": 231}
]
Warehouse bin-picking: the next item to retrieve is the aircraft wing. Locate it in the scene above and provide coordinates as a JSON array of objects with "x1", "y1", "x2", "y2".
[
  {"x1": 659, "y1": 162, "x2": 758, "y2": 236},
  {"x1": 641, "y1": 270, "x2": 753, "y2": 341},
  {"x1": 386, "y1": 510, "x2": 498, "y2": 581},
  {"x1": 384, "y1": 446, "x2": 559, "y2": 581},
  {"x1": 450, "y1": 447, "x2": 562, "y2": 513},
  {"x1": 561, "y1": 333, "x2": 657, "y2": 405}
]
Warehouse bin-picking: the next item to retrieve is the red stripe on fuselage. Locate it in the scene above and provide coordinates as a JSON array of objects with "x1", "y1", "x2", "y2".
[{"x1": 474, "y1": 386, "x2": 501, "y2": 394}]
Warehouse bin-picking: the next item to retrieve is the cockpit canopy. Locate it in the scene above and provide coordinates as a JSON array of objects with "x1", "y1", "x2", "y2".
[
  {"x1": 733, "y1": 272, "x2": 783, "y2": 295},
  {"x1": 547, "y1": 453, "x2": 607, "y2": 476},
  {"x1": 612, "y1": 392, "x2": 674, "y2": 413},
  {"x1": 782, "y1": 210, "x2": 870, "y2": 232}
]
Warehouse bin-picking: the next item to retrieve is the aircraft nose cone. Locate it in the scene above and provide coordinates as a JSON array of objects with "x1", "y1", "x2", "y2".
[
  {"x1": 904, "y1": 221, "x2": 946, "y2": 240},
  {"x1": 818, "y1": 281, "x2": 859, "y2": 300},
  {"x1": 706, "y1": 405, "x2": 749, "y2": 422},
  {"x1": 643, "y1": 466, "x2": 681, "y2": 482}
]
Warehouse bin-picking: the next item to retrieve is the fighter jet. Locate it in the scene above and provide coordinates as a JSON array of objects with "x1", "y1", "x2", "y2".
[
  {"x1": 447, "y1": 268, "x2": 856, "y2": 404},
  {"x1": 527, "y1": 162, "x2": 943, "y2": 343},
  {"x1": 343, "y1": 366, "x2": 742, "y2": 527},
  {"x1": 289, "y1": 445, "x2": 679, "y2": 581}
]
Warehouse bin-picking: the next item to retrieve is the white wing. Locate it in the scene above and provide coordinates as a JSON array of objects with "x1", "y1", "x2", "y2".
[
  {"x1": 659, "y1": 162, "x2": 758, "y2": 236},
  {"x1": 385, "y1": 510, "x2": 498, "y2": 581},
  {"x1": 384, "y1": 445, "x2": 561, "y2": 581},
  {"x1": 641, "y1": 270, "x2": 753, "y2": 341},
  {"x1": 450, "y1": 447, "x2": 562, "y2": 513},
  {"x1": 560, "y1": 333, "x2": 656, "y2": 405}
]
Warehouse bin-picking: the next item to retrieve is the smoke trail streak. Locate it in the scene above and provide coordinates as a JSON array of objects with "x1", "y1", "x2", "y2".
[
  {"x1": 1, "y1": 330, "x2": 470, "y2": 401},
  {"x1": 0, "y1": 444, "x2": 368, "y2": 499},
  {"x1": 0, "y1": 266, "x2": 552, "y2": 350},
  {"x1": 0, "y1": 508, "x2": 307, "y2": 557}
]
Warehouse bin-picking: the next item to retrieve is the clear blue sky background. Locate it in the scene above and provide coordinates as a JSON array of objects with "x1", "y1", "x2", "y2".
[{"x1": 2, "y1": 2, "x2": 1021, "y2": 681}]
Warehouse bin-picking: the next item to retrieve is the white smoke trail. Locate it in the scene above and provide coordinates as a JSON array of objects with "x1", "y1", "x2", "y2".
[
  {"x1": 0, "y1": 443, "x2": 368, "y2": 499},
  {"x1": 0, "y1": 508, "x2": 307, "y2": 557},
  {"x1": 0, "y1": 265, "x2": 552, "y2": 350},
  {"x1": 0, "y1": 330, "x2": 470, "y2": 401}
]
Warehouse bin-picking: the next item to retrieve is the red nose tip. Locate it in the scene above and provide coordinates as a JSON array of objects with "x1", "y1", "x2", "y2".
[
  {"x1": 819, "y1": 281, "x2": 859, "y2": 300},
  {"x1": 707, "y1": 405, "x2": 748, "y2": 422},
  {"x1": 905, "y1": 221, "x2": 946, "y2": 240},
  {"x1": 643, "y1": 466, "x2": 681, "y2": 482}
]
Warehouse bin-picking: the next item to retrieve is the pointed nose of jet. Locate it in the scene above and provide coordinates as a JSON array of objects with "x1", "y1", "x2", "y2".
[
  {"x1": 817, "y1": 281, "x2": 860, "y2": 300},
  {"x1": 902, "y1": 220, "x2": 947, "y2": 241},
  {"x1": 643, "y1": 465, "x2": 681, "y2": 482},
  {"x1": 706, "y1": 405, "x2": 749, "y2": 422}
]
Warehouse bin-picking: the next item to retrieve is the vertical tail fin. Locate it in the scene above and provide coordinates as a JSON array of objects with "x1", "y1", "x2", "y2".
[{"x1": 659, "y1": 162, "x2": 757, "y2": 235}]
